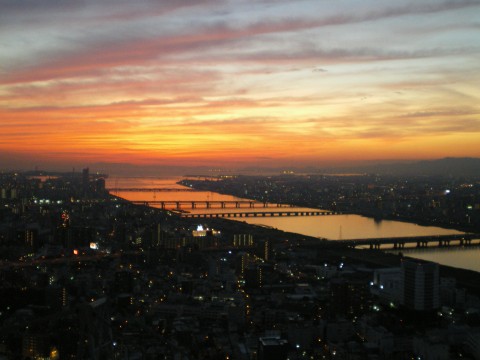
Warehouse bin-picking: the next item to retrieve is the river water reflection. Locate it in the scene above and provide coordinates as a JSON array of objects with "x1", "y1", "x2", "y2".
[
  {"x1": 236, "y1": 214, "x2": 463, "y2": 240},
  {"x1": 387, "y1": 246, "x2": 480, "y2": 273},
  {"x1": 107, "y1": 176, "x2": 478, "y2": 272}
]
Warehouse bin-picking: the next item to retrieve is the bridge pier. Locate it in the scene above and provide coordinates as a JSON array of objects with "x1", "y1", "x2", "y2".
[
  {"x1": 439, "y1": 239, "x2": 450, "y2": 247},
  {"x1": 335, "y1": 234, "x2": 477, "y2": 249},
  {"x1": 416, "y1": 240, "x2": 429, "y2": 248},
  {"x1": 393, "y1": 242, "x2": 405, "y2": 249}
]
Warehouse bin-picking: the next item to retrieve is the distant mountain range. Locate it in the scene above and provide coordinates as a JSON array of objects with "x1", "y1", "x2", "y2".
[
  {"x1": 5, "y1": 157, "x2": 480, "y2": 179},
  {"x1": 323, "y1": 157, "x2": 480, "y2": 177}
]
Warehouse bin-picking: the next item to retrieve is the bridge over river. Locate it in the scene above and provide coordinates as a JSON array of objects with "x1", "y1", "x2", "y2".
[
  {"x1": 131, "y1": 200, "x2": 295, "y2": 210},
  {"x1": 335, "y1": 233, "x2": 480, "y2": 249},
  {"x1": 108, "y1": 188, "x2": 196, "y2": 192},
  {"x1": 180, "y1": 210, "x2": 341, "y2": 218},
  {"x1": 130, "y1": 199, "x2": 341, "y2": 217}
]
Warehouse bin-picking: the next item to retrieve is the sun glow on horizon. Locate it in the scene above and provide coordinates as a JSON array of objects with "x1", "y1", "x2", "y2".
[{"x1": 1, "y1": 0, "x2": 479, "y2": 170}]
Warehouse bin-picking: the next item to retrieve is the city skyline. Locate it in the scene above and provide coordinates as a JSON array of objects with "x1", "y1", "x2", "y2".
[{"x1": 1, "y1": 0, "x2": 480, "y2": 171}]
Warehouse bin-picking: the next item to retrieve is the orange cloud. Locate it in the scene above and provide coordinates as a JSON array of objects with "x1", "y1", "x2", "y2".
[{"x1": 1, "y1": 0, "x2": 479, "y2": 170}]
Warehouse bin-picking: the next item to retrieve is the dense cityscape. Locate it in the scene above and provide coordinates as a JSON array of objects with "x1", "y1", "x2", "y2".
[
  {"x1": 0, "y1": 169, "x2": 480, "y2": 359},
  {"x1": 3, "y1": 0, "x2": 480, "y2": 359},
  {"x1": 180, "y1": 172, "x2": 480, "y2": 233}
]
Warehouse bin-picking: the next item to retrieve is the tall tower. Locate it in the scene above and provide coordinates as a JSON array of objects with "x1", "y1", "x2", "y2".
[{"x1": 401, "y1": 259, "x2": 439, "y2": 311}]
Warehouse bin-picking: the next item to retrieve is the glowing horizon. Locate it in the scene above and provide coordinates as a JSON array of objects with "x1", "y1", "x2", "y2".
[{"x1": 1, "y1": 0, "x2": 480, "y2": 171}]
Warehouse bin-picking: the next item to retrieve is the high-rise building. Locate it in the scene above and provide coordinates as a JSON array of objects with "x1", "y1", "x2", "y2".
[
  {"x1": 233, "y1": 234, "x2": 253, "y2": 247},
  {"x1": 235, "y1": 252, "x2": 252, "y2": 276},
  {"x1": 77, "y1": 298, "x2": 113, "y2": 359},
  {"x1": 401, "y1": 259, "x2": 439, "y2": 311},
  {"x1": 25, "y1": 226, "x2": 40, "y2": 251},
  {"x1": 82, "y1": 167, "x2": 90, "y2": 195},
  {"x1": 244, "y1": 264, "x2": 263, "y2": 289},
  {"x1": 95, "y1": 177, "x2": 106, "y2": 193},
  {"x1": 256, "y1": 239, "x2": 272, "y2": 261},
  {"x1": 330, "y1": 277, "x2": 369, "y2": 318},
  {"x1": 258, "y1": 336, "x2": 289, "y2": 360},
  {"x1": 22, "y1": 333, "x2": 50, "y2": 359}
]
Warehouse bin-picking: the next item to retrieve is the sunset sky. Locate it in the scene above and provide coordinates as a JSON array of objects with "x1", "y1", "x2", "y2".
[{"x1": 1, "y1": 0, "x2": 480, "y2": 172}]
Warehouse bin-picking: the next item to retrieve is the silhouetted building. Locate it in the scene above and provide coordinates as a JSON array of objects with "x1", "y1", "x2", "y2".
[
  {"x1": 330, "y1": 277, "x2": 369, "y2": 318},
  {"x1": 82, "y1": 167, "x2": 90, "y2": 196},
  {"x1": 45, "y1": 286, "x2": 68, "y2": 310},
  {"x1": 233, "y1": 234, "x2": 253, "y2": 247},
  {"x1": 245, "y1": 265, "x2": 262, "y2": 289},
  {"x1": 235, "y1": 252, "x2": 252, "y2": 276},
  {"x1": 401, "y1": 259, "x2": 440, "y2": 311},
  {"x1": 77, "y1": 298, "x2": 113, "y2": 359},
  {"x1": 22, "y1": 332, "x2": 56, "y2": 360},
  {"x1": 258, "y1": 336, "x2": 288, "y2": 360},
  {"x1": 24, "y1": 225, "x2": 40, "y2": 252},
  {"x1": 95, "y1": 177, "x2": 106, "y2": 193},
  {"x1": 257, "y1": 239, "x2": 272, "y2": 261}
]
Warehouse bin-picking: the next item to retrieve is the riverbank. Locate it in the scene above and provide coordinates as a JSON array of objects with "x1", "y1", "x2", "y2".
[
  {"x1": 176, "y1": 175, "x2": 480, "y2": 235},
  {"x1": 328, "y1": 247, "x2": 480, "y2": 296},
  {"x1": 210, "y1": 214, "x2": 480, "y2": 296},
  {"x1": 112, "y1": 176, "x2": 480, "y2": 279},
  {"x1": 114, "y1": 192, "x2": 480, "y2": 298}
]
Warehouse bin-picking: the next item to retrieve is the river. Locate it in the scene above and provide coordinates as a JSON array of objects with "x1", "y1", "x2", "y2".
[{"x1": 106, "y1": 176, "x2": 480, "y2": 272}]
